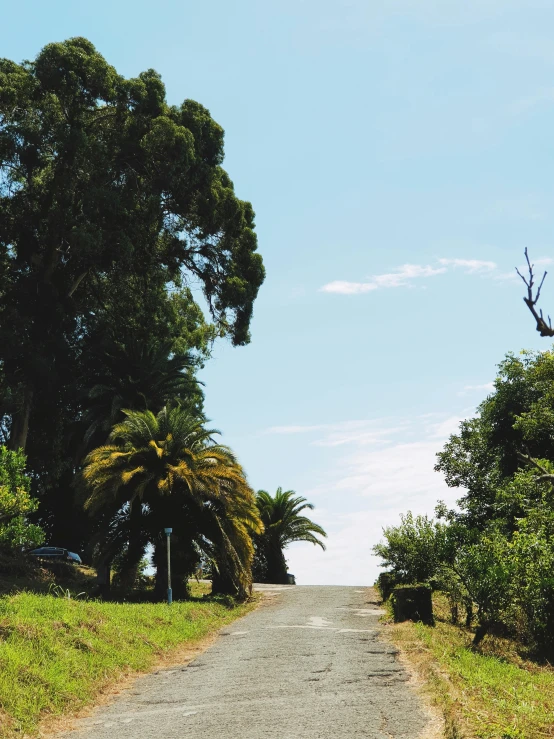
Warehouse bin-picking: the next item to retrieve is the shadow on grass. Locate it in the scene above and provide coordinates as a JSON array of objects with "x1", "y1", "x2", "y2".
[{"x1": 0, "y1": 552, "x2": 246, "y2": 609}]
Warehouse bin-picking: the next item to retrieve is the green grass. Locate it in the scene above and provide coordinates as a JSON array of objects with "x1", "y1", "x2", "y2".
[
  {"x1": 187, "y1": 579, "x2": 213, "y2": 598},
  {"x1": 0, "y1": 591, "x2": 254, "y2": 737},
  {"x1": 388, "y1": 593, "x2": 554, "y2": 739}
]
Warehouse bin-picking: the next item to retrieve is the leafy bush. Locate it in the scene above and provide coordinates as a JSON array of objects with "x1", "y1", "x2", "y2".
[
  {"x1": 509, "y1": 508, "x2": 554, "y2": 651},
  {"x1": 372, "y1": 511, "x2": 447, "y2": 585},
  {"x1": 376, "y1": 571, "x2": 400, "y2": 601},
  {"x1": 448, "y1": 529, "x2": 515, "y2": 644},
  {"x1": 391, "y1": 584, "x2": 434, "y2": 624},
  {"x1": 0, "y1": 447, "x2": 44, "y2": 550}
]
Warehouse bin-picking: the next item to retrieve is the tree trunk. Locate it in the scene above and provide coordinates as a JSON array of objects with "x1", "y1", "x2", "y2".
[
  {"x1": 116, "y1": 503, "x2": 145, "y2": 592},
  {"x1": 96, "y1": 561, "x2": 111, "y2": 599},
  {"x1": 465, "y1": 600, "x2": 474, "y2": 628},
  {"x1": 211, "y1": 567, "x2": 239, "y2": 598},
  {"x1": 265, "y1": 544, "x2": 288, "y2": 584},
  {"x1": 7, "y1": 386, "x2": 33, "y2": 452},
  {"x1": 473, "y1": 621, "x2": 491, "y2": 646},
  {"x1": 450, "y1": 601, "x2": 459, "y2": 625}
]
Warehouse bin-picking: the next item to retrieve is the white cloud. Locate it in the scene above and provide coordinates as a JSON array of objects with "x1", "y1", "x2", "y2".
[
  {"x1": 320, "y1": 258, "x2": 508, "y2": 295},
  {"x1": 319, "y1": 280, "x2": 377, "y2": 295},
  {"x1": 495, "y1": 256, "x2": 554, "y2": 282},
  {"x1": 423, "y1": 415, "x2": 466, "y2": 439},
  {"x1": 320, "y1": 263, "x2": 446, "y2": 294},
  {"x1": 459, "y1": 382, "x2": 495, "y2": 396},
  {"x1": 272, "y1": 412, "x2": 469, "y2": 585},
  {"x1": 265, "y1": 424, "x2": 327, "y2": 434},
  {"x1": 438, "y1": 258, "x2": 497, "y2": 273},
  {"x1": 265, "y1": 419, "x2": 409, "y2": 447}
]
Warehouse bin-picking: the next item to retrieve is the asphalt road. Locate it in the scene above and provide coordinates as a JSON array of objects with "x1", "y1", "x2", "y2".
[{"x1": 66, "y1": 586, "x2": 430, "y2": 739}]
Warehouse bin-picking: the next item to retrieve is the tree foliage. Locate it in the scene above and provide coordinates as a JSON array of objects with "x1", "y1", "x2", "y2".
[
  {"x1": 0, "y1": 38, "x2": 265, "y2": 584},
  {"x1": 80, "y1": 407, "x2": 262, "y2": 599},
  {"x1": 0, "y1": 446, "x2": 44, "y2": 548},
  {"x1": 253, "y1": 488, "x2": 327, "y2": 584},
  {"x1": 375, "y1": 348, "x2": 554, "y2": 651},
  {"x1": 372, "y1": 512, "x2": 447, "y2": 585},
  {"x1": 0, "y1": 36, "x2": 264, "y2": 452}
]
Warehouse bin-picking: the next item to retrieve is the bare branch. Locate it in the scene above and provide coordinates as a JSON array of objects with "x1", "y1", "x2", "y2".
[{"x1": 518, "y1": 248, "x2": 554, "y2": 337}]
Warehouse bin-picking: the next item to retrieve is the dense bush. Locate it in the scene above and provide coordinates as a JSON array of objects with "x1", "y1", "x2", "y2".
[
  {"x1": 391, "y1": 584, "x2": 434, "y2": 625},
  {"x1": 0, "y1": 447, "x2": 44, "y2": 550},
  {"x1": 376, "y1": 571, "x2": 399, "y2": 601},
  {"x1": 373, "y1": 512, "x2": 447, "y2": 585},
  {"x1": 374, "y1": 349, "x2": 554, "y2": 652}
]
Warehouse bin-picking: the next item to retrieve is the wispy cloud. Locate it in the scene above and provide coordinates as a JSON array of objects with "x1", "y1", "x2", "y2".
[
  {"x1": 320, "y1": 263, "x2": 446, "y2": 295},
  {"x1": 319, "y1": 280, "x2": 378, "y2": 295},
  {"x1": 320, "y1": 255, "x2": 553, "y2": 295},
  {"x1": 280, "y1": 412, "x2": 467, "y2": 585},
  {"x1": 265, "y1": 424, "x2": 327, "y2": 434},
  {"x1": 495, "y1": 256, "x2": 554, "y2": 283},
  {"x1": 265, "y1": 419, "x2": 409, "y2": 447},
  {"x1": 458, "y1": 382, "x2": 495, "y2": 396},
  {"x1": 438, "y1": 258, "x2": 497, "y2": 273}
]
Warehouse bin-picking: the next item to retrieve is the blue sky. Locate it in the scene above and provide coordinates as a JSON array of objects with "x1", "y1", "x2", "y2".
[{"x1": 5, "y1": 0, "x2": 554, "y2": 583}]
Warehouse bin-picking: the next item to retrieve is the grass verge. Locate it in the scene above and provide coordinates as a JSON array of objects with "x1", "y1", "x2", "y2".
[
  {"x1": 0, "y1": 591, "x2": 255, "y2": 738},
  {"x1": 387, "y1": 593, "x2": 554, "y2": 739}
]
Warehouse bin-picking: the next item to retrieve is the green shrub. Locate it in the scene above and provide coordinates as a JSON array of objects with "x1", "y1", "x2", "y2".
[
  {"x1": 372, "y1": 511, "x2": 447, "y2": 584},
  {"x1": 0, "y1": 447, "x2": 44, "y2": 550},
  {"x1": 391, "y1": 584, "x2": 434, "y2": 625},
  {"x1": 376, "y1": 571, "x2": 399, "y2": 601}
]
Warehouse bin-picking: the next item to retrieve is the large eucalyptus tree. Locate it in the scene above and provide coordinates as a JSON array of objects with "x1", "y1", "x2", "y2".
[{"x1": 0, "y1": 37, "x2": 265, "y2": 453}]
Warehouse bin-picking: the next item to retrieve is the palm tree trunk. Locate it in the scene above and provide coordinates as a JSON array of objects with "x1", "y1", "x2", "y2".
[
  {"x1": 117, "y1": 503, "x2": 145, "y2": 592},
  {"x1": 265, "y1": 544, "x2": 288, "y2": 584},
  {"x1": 96, "y1": 560, "x2": 112, "y2": 599}
]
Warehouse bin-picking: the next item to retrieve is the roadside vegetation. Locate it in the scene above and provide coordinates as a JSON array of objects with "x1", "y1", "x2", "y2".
[
  {"x1": 388, "y1": 593, "x2": 554, "y2": 739},
  {"x1": 0, "y1": 36, "x2": 329, "y2": 739},
  {"x1": 0, "y1": 36, "x2": 266, "y2": 599},
  {"x1": 0, "y1": 590, "x2": 255, "y2": 739},
  {"x1": 374, "y1": 346, "x2": 554, "y2": 738},
  {"x1": 252, "y1": 488, "x2": 327, "y2": 584},
  {"x1": 0, "y1": 38, "x2": 327, "y2": 603}
]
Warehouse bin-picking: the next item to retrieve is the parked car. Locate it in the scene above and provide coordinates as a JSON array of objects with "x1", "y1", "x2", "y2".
[{"x1": 28, "y1": 547, "x2": 82, "y2": 564}]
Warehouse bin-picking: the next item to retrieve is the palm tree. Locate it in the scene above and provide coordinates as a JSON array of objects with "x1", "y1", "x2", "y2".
[
  {"x1": 80, "y1": 406, "x2": 262, "y2": 599},
  {"x1": 254, "y1": 488, "x2": 327, "y2": 584},
  {"x1": 79, "y1": 337, "x2": 201, "y2": 455}
]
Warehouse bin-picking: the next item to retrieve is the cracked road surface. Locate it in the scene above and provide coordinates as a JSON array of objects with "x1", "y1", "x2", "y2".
[{"x1": 65, "y1": 586, "x2": 430, "y2": 738}]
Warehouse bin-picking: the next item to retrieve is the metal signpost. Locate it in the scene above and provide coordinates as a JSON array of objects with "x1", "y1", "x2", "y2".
[{"x1": 164, "y1": 527, "x2": 172, "y2": 605}]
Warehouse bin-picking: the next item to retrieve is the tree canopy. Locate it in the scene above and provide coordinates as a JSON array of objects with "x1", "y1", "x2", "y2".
[
  {"x1": 375, "y1": 347, "x2": 554, "y2": 650},
  {"x1": 80, "y1": 406, "x2": 262, "y2": 599},
  {"x1": 0, "y1": 37, "x2": 265, "y2": 452},
  {"x1": 253, "y1": 488, "x2": 327, "y2": 584}
]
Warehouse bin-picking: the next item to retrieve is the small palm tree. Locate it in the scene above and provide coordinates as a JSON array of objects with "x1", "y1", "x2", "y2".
[
  {"x1": 254, "y1": 488, "x2": 327, "y2": 584},
  {"x1": 80, "y1": 406, "x2": 262, "y2": 599}
]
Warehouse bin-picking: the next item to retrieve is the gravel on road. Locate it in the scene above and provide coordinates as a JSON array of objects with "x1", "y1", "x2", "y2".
[{"x1": 63, "y1": 585, "x2": 432, "y2": 738}]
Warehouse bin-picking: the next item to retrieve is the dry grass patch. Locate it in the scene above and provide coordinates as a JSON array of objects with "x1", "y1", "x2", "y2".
[{"x1": 386, "y1": 593, "x2": 554, "y2": 739}]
